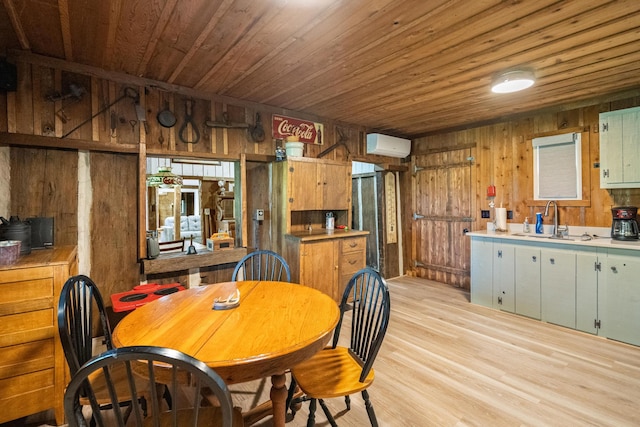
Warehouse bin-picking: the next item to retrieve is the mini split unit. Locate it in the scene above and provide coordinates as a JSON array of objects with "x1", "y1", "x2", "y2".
[{"x1": 366, "y1": 133, "x2": 411, "y2": 158}]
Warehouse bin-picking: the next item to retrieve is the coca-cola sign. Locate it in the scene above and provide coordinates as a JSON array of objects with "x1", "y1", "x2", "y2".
[{"x1": 272, "y1": 114, "x2": 323, "y2": 145}]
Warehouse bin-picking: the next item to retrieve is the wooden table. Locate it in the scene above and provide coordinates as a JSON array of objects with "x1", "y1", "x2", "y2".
[{"x1": 112, "y1": 280, "x2": 340, "y2": 427}]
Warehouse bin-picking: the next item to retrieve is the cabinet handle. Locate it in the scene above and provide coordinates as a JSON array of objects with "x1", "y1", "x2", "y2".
[
  {"x1": 611, "y1": 266, "x2": 618, "y2": 273},
  {"x1": 349, "y1": 259, "x2": 357, "y2": 265},
  {"x1": 497, "y1": 250, "x2": 502, "y2": 258},
  {"x1": 349, "y1": 242, "x2": 358, "y2": 248},
  {"x1": 550, "y1": 258, "x2": 555, "y2": 265},
  {"x1": 532, "y1": 256, "x2": 537, "y2": 262}
]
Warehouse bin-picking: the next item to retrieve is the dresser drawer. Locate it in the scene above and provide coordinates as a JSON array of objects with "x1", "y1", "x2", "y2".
[
  {"x1": 0, "y1": 369, "x2": 55, "y2": 424},
  {"x1": 0, "y1": 278, "x2": 53, "y2": 316},
  {"x1": 0, "y1": 339, "x2": 54, "y2": 380},
  {"x1": 0, "y1": 309, "x2": 54, "y2": 347},
  {"x1": 340, "y1": 237, "x2": 366, "y2": 253}
]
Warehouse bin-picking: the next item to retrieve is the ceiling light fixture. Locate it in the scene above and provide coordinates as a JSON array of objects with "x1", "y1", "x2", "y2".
[{"x1": 491, "y1": 70, "x2": 535, "y2": 94}]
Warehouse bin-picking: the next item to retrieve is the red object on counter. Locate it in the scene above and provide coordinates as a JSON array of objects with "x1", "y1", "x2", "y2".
[
  {"x1": 487, "y1": 185, "x2": 496, "y2": 197},
  {"x1": 111, "y1": 283, "x2": 185, "y2": 312}
]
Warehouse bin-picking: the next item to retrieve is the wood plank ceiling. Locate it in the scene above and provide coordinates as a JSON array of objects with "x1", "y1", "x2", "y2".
[{"x1": 1, "y1": 0, "x2": 640, "y2": 138}]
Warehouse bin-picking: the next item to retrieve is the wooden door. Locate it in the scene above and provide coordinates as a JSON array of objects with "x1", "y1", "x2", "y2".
[
  {"x1": 289, "y1": 160, "x2": 319, "y2": 210},
  {"x1": 299, "y1": 240, "x2": 337, "y2": 300},
  {"x1": 321, "y1": 162, "x2": 350, "y2": 210},
  {"x1": 411, "y1": 146, "x2": 474, "y2": 288}
]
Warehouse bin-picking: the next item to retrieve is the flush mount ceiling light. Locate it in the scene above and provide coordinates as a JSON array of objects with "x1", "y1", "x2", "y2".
[{"x1": 491, "y1": 70, "x2": 536, "y2": 94}]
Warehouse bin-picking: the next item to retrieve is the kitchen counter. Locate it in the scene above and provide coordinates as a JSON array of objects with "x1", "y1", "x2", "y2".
[{"x1": 467, "y1": 226, "x2": 640, "y2": 252}]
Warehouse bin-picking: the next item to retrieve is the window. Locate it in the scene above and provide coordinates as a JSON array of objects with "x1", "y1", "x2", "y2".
[{"x1": 533, "y1": 132, "x2": 582, "y2": 200}]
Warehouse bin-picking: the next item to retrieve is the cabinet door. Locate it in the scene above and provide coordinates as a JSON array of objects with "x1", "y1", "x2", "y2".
[
  {"x1": 321, "y1": 163, "x2": 351, "y2": 210},
  {"x1": 541, "y1": 248, "x2": 576, "y2": 328},
  {"x1": 600, "y1": 107, "x2": 640, "y2": 188},
  {"x1": 300, "y1": 240, "x2": 337, "y2": 299},
  {"x1": 576, "y1": 249, "x2": 599, "y2": 334},
  {"x1": 494, "y1": 241, "x2": 515, "y2": 312},
  {"x1": 515, "y1": 246, "x2": 541, "y2": 319},
  {"x1": 288, "y1": 161, "x2": 320, "y2": 210},
  {"x1": 602, "y1": 249, "x2": 640, "y2": 346},
  {"x1": 470, "y1": 238, "x2": 493, "y2": 307}
]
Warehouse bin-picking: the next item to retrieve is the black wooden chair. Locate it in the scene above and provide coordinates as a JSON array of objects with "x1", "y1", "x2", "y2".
[
  {"x1": 231, "y1": 249, "x2": 291, "y2": 282},
  {"x1": 64, "y1": 345, "x2": 243, "y2": 427},
  {"x1": 57, "y1": 275, "x2": 163, "y2": 424},
  {"x1": 288, "y1": 267, "x2": 391, "y2": 426}
]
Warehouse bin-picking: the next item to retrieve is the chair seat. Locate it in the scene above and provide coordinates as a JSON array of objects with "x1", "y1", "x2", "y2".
[
  {"x1": 291, "y1": 347, "x2": 375, "y2": 399},
  {"x1": 143, "y1": 406, "x2": 244, "y2": 427}
]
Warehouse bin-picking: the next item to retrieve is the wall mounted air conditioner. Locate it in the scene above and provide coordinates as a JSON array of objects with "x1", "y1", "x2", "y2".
[{"x1": 366, "y1": 133, "x2": 411, "y2": 158}]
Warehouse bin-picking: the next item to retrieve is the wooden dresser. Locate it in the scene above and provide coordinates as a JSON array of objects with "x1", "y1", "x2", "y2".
[{"x1": 0, "y1": 246, "x2": 78, "y2": 425}]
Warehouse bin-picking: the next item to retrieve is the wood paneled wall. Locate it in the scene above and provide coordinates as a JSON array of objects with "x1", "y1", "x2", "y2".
[
  {"x1": 1, "y1": 57, "x2": 399, "y2": 301},
  {"x1": 410, "y1": 96, "x2": 640, "y2": 289}
]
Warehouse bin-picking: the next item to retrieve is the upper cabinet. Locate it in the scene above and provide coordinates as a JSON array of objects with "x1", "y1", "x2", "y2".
[
  {"x1": 599, "y1": 106, "x2": 640, "y2": 188},
  {"x1": 287, "y1": 158, "x2": 352, "y2": 211}
]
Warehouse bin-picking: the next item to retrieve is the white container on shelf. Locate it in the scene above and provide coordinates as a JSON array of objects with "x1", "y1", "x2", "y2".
[{"x1": 285, "y1": 142, "x2": 304, "y2": 157}]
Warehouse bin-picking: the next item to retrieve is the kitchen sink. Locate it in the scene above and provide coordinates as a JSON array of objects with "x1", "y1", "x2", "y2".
[
  {"x1": 511, "y1": 233, "x2": 575, "y2": 241},
  {"x1": 511, "y1": 232, "x2": 609, "y2": 242}
]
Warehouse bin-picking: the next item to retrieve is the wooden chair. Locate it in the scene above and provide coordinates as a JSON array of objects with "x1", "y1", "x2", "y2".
[
  {"x1": 288, "y1": 267, "x2": 391, "y2": 426},
  {"x1": 64, "y1": 345, "x2": 244, "y2": 427},
  {"x1": 57, "y1": 275, "x2": 163, "y2": 425},
  {"x1": 158, "y1": 239, "x2": 185, "y2": 254},
  {"x1": 231, "y1": 249, "x2": 291, "y2": 282}
]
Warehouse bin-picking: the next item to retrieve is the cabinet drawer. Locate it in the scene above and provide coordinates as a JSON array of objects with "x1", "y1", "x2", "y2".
[
  {"x1": 0, "y1": 339, "x2": 54, "y2": 380},
  {"x1": 0, "y1": 278, "x2": 53, "y2": 316},
  {"x1": 0, "y1": 309, "x2": 54, "y2": 347},
  {"x1": 340, "y1": 237, "x2": 366, "y2": 253},
  {"x1": 340, "y1": 252, "x2": 365, "y2": 275},
  {"x1": 0, "y1": 369, "x2": 55, "y2": 424}
]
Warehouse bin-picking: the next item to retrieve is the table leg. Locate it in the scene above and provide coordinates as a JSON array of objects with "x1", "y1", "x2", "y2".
[{"x1": 270, "y1": 371, "x2": 287, "y2": 427}]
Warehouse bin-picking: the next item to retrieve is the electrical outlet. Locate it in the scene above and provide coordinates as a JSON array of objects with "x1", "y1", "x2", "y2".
[
  {"x1": 254, "y1": 209, "x2": 265, "y2": 221},
  {"x1": 507, "y1": 210, "x2": 513, "y2": 219},
  {"x1": 481, "y1": 210, "x2": 490, "y2": 218}
]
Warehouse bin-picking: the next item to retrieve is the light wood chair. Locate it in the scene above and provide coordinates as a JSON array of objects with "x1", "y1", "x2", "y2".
[
  {"x1": 64, "y1": 346, "x2": 244, "y2": 427},
  {"x1": 288, "y1": 267, "x2": 391, "y2": 426}
]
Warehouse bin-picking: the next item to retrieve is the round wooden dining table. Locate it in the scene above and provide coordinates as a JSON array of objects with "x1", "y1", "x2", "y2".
[{"x1": 112, "y1": 280, "x2": 340, "y2": 427}]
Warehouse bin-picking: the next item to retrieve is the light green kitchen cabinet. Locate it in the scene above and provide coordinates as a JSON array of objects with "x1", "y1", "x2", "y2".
[
  {"x1": 514, "y1": 245, "x2": 541, "y2": 319},
  {"x1": 494, "y1": 240, "x2": 515, "y2": 313},
  {"x1": 470, "y1": 238, "x2": 494, "y2": 307},
  {"x1": 576, "y1": 249, "x2": 600, "y2": 334},
  {"x1": 599, "y1": 106, "x2": 640, "y2": 188},
  {"x1": 541, "y1": 247, "x2": 577, "y2": 329},
  {"x1": 602, "y1": 248, "x2": 640, "y2": 346}
]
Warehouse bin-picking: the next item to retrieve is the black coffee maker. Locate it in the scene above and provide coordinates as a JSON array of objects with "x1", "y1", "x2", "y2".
[{"x1": 611, "y1": 207, "x2": 640, "y2": 241}]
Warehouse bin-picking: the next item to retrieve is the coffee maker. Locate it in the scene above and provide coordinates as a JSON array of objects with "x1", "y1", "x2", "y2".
[{"x1": 611, "y1": 206, "x2": 640, "y2": 241}]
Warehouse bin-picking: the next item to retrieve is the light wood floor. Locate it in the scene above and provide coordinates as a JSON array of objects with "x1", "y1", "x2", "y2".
[{"x1": 14, "y1": 275, "x2": 640, "y2": 426}]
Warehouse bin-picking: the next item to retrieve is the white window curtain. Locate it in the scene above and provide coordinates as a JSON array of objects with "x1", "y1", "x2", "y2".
[{"x1": 533, "y1": 132, "x2": 581, "y2": 200}]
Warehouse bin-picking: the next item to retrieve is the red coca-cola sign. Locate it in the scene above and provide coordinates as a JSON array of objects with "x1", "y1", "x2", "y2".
[{"x1": 272, "y1": 114, "x2": 323, "y2": 145}]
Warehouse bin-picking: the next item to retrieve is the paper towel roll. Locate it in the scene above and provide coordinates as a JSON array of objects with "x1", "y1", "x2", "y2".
[{"x1": 495, "y1": 208, "x2": 507, "y2": 231}]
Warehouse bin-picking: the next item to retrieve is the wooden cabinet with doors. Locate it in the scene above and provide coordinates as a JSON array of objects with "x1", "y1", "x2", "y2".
[
  {"x1": 285, "y1": 157, "x2": 352, "y2": 211},
  {"x1": 0, "y1": 246, "x2": 78, "y2": 425},
  {"x1": 284, "y1": 231, "x2": 368, "y2": 302}
]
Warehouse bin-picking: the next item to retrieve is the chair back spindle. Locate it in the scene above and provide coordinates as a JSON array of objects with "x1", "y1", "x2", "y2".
[{"x1": 232, "y1": 250, "x2": 291, "y2": 282}]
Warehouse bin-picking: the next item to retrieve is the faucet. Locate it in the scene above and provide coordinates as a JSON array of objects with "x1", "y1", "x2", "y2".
[{"x1": 544, "y1": 200, "x2": 561, "y2": 238}]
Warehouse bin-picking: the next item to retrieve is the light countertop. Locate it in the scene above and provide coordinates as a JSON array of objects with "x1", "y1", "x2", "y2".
[{"x1": 467, "y1": 225, "x2": 640, "y2": 251}]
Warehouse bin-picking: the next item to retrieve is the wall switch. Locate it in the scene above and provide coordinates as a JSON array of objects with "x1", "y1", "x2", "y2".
[
  {"x1": 254, "y1": 209, "x2": 265, "y2": 221},
  {"x1": 481, "y1": 210, "x2": 490, "y2": 218}
]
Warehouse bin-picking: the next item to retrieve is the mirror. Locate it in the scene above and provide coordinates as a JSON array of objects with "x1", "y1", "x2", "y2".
[{"x1": 146, "y1": 157, "x2": 237, "y2": 244}]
